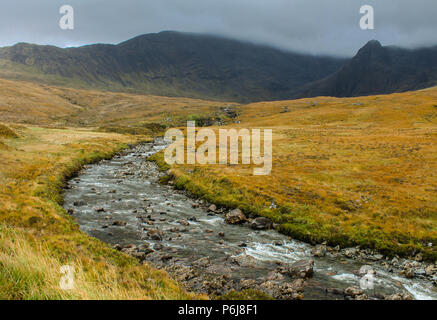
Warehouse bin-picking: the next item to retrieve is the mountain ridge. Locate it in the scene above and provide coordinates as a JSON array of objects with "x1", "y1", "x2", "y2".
[
  {"x1": 1, "y1": 31, "x2": 437, "y2": 102},
  {"x1": 0, "y1": 31, "x2": 346, "y2": 102}
]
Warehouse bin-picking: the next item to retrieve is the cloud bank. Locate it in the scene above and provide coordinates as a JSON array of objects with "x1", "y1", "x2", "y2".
[{"x1": 1, "y1": 0, "x2": 436, "y2": 56}]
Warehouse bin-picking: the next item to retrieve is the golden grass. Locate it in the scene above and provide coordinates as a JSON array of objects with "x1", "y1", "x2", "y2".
[
  {"x1": 1, "y1": 75, "x2": 436, "y2": 300},
  {"x1": 0, "y1": 126, "x2": 203, "y2": 300},
  {"x1": 0, "y1": 123, "x2": 18, "y2": 138},
  {"x1": 158, "y1": 88, "x2": 437, "y2": 260},
  {"x1": 0, "y1": 78, "x2": 237, "y2": 128}
]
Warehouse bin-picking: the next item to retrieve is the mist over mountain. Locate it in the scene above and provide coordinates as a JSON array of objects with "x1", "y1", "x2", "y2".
[
  {"x1": 0, "y1": 31, "x2": 345, "y2": 102},
  {"x1": 293, "y1": 40, "x2": 437, "y2": 99},
  {"x1": 0, "y1": 31, "x2": 436, "y2": 102}
]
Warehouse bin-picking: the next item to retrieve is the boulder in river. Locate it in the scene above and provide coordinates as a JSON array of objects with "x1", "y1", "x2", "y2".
[
  {"x1": 147, "y1": 228, "x2": 164, "y2": 241},
  {"x1": 225, "y1": 209, "x2": 247, "y2": 224},
  {"x1": 112, "y1": 220, "x2": 127, "y2": 226},
  {"x1": 260, "y1": 279, "x2": 304, "y2": 300},
  {"x1": 73, "y1": 201, "x2": 86, "y2": 207},
  {"x1": 311, "y1": 244, "x2": 327, "y2": 257},
  {"x1": 178, "y1": 219, "x2": 190, "y2": 226},
  {"x1": 231, "y1": 254, "x2": 257, "y2": 268},
  {"x1": 287, "y1": 259, "x2": 314, "y2": 279},
  {"x1": 193, "y1": 257, "x2": 211, "y2": 269},
  {"x1": 208, "y1": 205, "x2": 217, "y2": 212},
  {"x1": 344, "y1": 286, "x2": 364, "y2": 298},
  {"x1": 240, "y1": 279, "x2": 258, "y2": 290},
  {"x1": 250, "y1": 217, "x2": 273, "y2": 230},
  {"x1": 425, "y1": 265, "x2": 436, "y2": 276},
  {"x1": 385, "y1": 292, "x2": 414, "y2": 300},
  {"x1": 343, "y1": 247, "x2": 358, "y2": 258}
]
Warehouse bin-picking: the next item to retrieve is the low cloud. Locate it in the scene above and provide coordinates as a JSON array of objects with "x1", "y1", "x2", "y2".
[{"x1": 0, "y1": 0, "x2": 436, "y2": 56}]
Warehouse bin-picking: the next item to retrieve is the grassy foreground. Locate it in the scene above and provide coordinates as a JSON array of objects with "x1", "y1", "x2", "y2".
[
  {"x1": 0, "y1": 124, "x2": 201, "y2": 300},
  {"x1": 152, "y1": 87, "x2": 437, "y2": 261}
]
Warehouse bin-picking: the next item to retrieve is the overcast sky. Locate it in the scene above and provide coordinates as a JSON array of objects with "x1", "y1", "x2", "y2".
[{"x1": 0, "y1": 0, "x2": 436, "y2": 56}]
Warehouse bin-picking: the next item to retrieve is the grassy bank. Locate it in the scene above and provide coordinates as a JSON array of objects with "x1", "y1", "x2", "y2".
[
  {"x1": 0, "y1": 124, "x2": 202, "y2": 300},
  {"x1": 150, "y1": 88, "x2": 437, "y2": 261}
]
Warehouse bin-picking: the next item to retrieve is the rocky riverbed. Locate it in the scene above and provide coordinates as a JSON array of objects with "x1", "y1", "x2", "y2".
[{"x1": 63, "y1": 139, "x2": 437, "y2": 300}]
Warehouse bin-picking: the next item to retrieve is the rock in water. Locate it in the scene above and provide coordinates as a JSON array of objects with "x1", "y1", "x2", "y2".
[
  {"x1": 385, "y1": 292, "x2": 414, "y2": 300},
  {"x1": 344, "y1": 286, "x2": 364, "y2": 298},
  {"x1": 193, "y1": 257, "x2": 211, "y2": 269},
  {"x1": 231, "y1": 254, "x2": 257, "y2": 268},
  {"x1": 250, "y1": 217, "x2": 273, "y2": 230},
  {"x1": 311, "y1": 244, "x2": 327, "y2": 257},
  {"x1": 225, "y1": 209, "x2": 247, "y2": 224},
  {"x1": 147, "y1": 229, "x2": 163, "y2": 241},
  {"x1": 288, "y1": 259, "x2": 314, "y2": 279},
  {"x1": 112, "y1": 220, "x2": 127, "y2": 226}
]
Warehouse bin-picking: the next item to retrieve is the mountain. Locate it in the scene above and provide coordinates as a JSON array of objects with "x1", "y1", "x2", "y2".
[
  {"x1": 293, "y1": 40, "x2": 437, "y2": 98},
  {"x1": 0, "y1": 31, "x2": 345, "y2": 103},
  {"x1": 1, "y1": 33, "x2": 437, "y2": 102}
]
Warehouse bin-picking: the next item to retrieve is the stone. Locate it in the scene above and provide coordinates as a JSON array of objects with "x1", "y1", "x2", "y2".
[
  {"x1": 193, "y1": 257, "x2": 211, "y2": 269},
  {"x1": 112, "y1": 220, "x2": 127, "y2": 226},
  {"x1": 264, "y1": 272, "x2": 284, "y2": 282},
  {"x1": 343, "y1": 247, "x2": 358, "y2": 258},
  {"x1": 373, "y1": 254, "x2": 384, "y2": 261},
  {"x1": 385, "y1": 292, "x2": 414, "y2": 300},
  {"x1": 425, "y1": 265, "x2": 436, "y2": 276},
  {"x1": 113, "y1": 244, "x2": 122, "y2": 251},
  {"x1": 404, "y1": 266, "x2": 415, "y2": 279},
  {"x1": 288, "y1": 259, "x2": 314, "y2": 279},
  {"x1": 344, "y1": 286, "x2": 364, "y2": 297},
  {"x1": 231, "y1": 254, "x2": 257, "y2": 268},
  {"x1": 148, "y1": 229, "x2": 163, "y2": 241},
  {"x1": 225, "y1": 209, "x2": 247, "y2": 224},
  {"x1": 208, "y1": 204, "x2": 217, "y2": 212},
  {"x1": 250, "y1": 217, "x2": 273, "y2": 230},
  {"x1": 179, "y1": 219, "x2": 190, "y2": 226},
  {"x1": 311, "y1": 244, "x2": 327, "y2": 257},
  {"x1": 240, "y1": 279, "x2": 257, "y2": 290}
]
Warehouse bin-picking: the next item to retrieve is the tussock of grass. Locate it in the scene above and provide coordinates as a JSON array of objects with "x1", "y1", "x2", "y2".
[{"x1": 0, "y1": 126, "x2": 202, "y2": 300}]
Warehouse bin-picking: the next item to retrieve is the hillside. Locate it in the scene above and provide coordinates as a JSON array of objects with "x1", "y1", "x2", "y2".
[
  {"x1": 0, "y1": 124, "x2": 205, "y2": 299},
  {"x1": 295, "y1": 40, "x2": 437, "y2": 98},
  {"x1": 0, "y1": 78, "x2": 236, "y2": 128},
  {"x1": 0, "y1": 31, "x2": 345, "y2": 103},
  {"x1": 1, "y1": 33, "x2": 437, "y2": 103},
  {"x1": 1, "y1": 77, "x2": 436, "y2": 300},
  {"x1": 156, "y1": 86, "x2": 437, "y2": 259}
]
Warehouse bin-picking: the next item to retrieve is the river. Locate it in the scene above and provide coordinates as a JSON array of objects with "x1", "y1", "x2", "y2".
[{"x1": 63, "y1": 139, "x2": 437, "y2": 300}]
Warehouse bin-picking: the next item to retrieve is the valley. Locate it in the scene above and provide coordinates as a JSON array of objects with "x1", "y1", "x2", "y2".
[{"x1": 0, "y1": 77, "x2": 436, "y2": 300}]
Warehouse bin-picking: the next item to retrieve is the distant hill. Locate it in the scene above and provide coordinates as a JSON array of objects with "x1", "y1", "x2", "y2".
[
  {"x1": 0, "y1": 31, "x2": 345, "y2": 103},
  {"x1": 293, "y1": 40, "x2": 437, "y2": 99},
  {"x1": 0, "y1": 32, "x2": 437, "y2": 102}
]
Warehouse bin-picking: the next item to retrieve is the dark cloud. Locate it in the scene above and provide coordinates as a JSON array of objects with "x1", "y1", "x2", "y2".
[{"x1": 0, "y1": 0, "x2": 436, "y2": 56}]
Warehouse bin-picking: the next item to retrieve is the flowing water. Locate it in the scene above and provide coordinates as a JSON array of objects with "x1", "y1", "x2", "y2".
[{"x1": 63, "y1": 139, "x2": 437, "y2": 300}]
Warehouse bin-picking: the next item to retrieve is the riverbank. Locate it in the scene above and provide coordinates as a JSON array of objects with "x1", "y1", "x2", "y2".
[
  {"x1": 64, "y1": 140, "x2": 436, "y2": 300},
  {"x1": 149, "y1": 89, "x2": 437, "y2": 262},
  {"x1": 0, "y1": 124, "x2": 201, "y2": 299}
]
